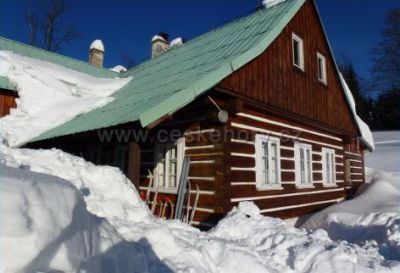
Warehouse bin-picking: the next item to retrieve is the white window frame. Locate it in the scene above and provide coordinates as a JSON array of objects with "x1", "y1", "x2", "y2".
[
  {"x1": 294, "y1": 142, "x2": 313, "y2": 187},
  {"x1": 322, "y1": 148, "x2": 336, "y2": 185},
  {"x1": 255, "y1": 134, "x2": 282, "y2": 189},
  {"x1": 317, "y1": 52, "x2": 327, "y2": 84},
  {"x1": 292, "y1": 33, "x2": 304, "y2": 70},
  {"x1": 154, "y1": 137, "x2": 185, "y2": 192}
]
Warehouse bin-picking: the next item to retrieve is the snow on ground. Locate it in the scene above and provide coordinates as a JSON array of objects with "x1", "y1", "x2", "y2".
[
  {"x1": 1, "y1": 141, "x2": 398, "y2": 273},
  {"x1": 0, "y1": 47, "x2": 397, "y2": 272},
  {"x1": 366, "y1": 131, "x2": 400, "y2": 176},
  {"x1": 0, "y1": 51, "x2": 131, "y2": 147},
  {"x1": 302, "y1": 169, "x2": 400, "y2": 262},
  {"x1": 0, "y1": 164, "x2": 119, "y2": 273}
]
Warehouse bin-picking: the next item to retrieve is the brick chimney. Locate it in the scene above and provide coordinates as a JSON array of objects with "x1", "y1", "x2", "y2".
[
  {"x1": 89, "y1": 39, "x2": 104, "y2": 67},
  {"x1": 151, "y1": 32, "x2": 170, "y2": 58}
]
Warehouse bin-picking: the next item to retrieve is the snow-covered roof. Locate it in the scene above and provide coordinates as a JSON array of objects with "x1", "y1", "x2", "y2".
[
  {"x1": 0, "y1": 0, "x2": 371, "y2": 149},
  {"x1": 90, "y1": 39, "x2": 104, "y2": 52},
  {"x1": 110, "y1": 65, "x2": 127, "y2": 73},
  {"x1": 170, "y1": 37, "x2": 183, "y2": 47},
  {"x1": 0, "y1": 51, "x2": 131, "y2": 146},
  {"x1": 339, "y1": 73, "x2": 375, "y2": 151}
]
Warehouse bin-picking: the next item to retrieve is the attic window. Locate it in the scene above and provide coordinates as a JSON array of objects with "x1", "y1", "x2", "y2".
[
  {"x1": 317, "y1": 52, "x2": 327, "y2": 84},
  {"x1": 292, "y1": 33, "x2": 304, "y2": 70}
]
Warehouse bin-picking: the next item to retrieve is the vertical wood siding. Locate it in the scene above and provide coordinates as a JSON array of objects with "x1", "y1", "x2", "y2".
[
  {"x1": 218, "y1": 0, "x2": 358, "y2": 135},
  {"x1": 0, "y1": 91, "x2": 17, "y2": 117}
]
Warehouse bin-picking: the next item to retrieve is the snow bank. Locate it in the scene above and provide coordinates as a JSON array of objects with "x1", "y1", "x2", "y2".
[
  {"x1": 339, "y1": 73, "x2": 374, "y2": 150},
  {"x1": 2, "y1": 142, "x2": 397, "y2": 272},
  {"x1": 302, "y1": 169, "x2": 400, "y2": 260},
  {"x1": 0, "y1": 51, "x2": 131, "y2": 146},
  {"x1": 0, "y1": 164, "x2": 119, "y2": 273},
  {"x1": 0, "y1": 144, "x2": 151, "y2": 224}
]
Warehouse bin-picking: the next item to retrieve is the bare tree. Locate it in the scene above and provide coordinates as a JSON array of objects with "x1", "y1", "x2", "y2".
[
  {"x1": 25, "y1": 0, "x2": 82, "y2": 52},
  {"x1": 120, "y1": 52, "x2": 136, "y2": 69},
  {"x1": 371, "y1": 8, "x2": 400, "y2": 89}
]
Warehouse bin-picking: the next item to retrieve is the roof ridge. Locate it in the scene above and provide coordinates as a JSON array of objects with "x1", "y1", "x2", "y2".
[
  {"x1": 122, "y1": 0, "x2": 295, "y2": 76},
  {"x1": 0, "y1": 36, "x2": 119, "y2": 77}
]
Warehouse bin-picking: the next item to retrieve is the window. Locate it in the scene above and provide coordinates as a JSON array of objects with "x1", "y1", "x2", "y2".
[
  {"x1": 154, "y1": 138, "x2": 185, "y2": 191},
  {"x1": 292, "y1": 33, "x2": 304, "y2": 70},
  {"x1": 294, "y1": 142, "x2": 313, "y2": 186},
  {"x1": 84, "y1": 144, "x2": 130, "y2": 174},
  {"x1": 322, "y1": 148, "x2": 336, "y2": 184},
  {"x1": 255, "y1": 135, "x2": 281, "y2": 189},
  {"x1": 317, "y1": 52, "x2": 327, "y2": 84}
]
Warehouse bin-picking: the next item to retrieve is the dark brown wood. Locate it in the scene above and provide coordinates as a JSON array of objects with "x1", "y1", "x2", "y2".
[
  {"x1": 128, "y1": 142, "x2": 141, "y2": 189},
  {"x1": 0, "y1": 90, "x2": 17, "y2": 117},
  {"x1": 217, "y1": 0, "x2": 358, "y2": 136}
]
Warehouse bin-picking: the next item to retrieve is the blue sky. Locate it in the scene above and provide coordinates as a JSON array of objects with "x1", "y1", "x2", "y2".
[{"x1": 0, "y1": 0, "x2": 398, "y2": 95}]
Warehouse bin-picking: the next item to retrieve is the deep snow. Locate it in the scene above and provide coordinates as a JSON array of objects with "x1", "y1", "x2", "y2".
[
  {"x1": 0, "y1": 164, "x2": 117, "y2": 273},
  {"x1": 0, "y1": 51, "x2": 131, "y2": 147},
  {"x1": 0, "y1": 37, "x2": 395, "y2": 273},
  {"x1": 1, "y1": 142, "x2": 399, "y2": 273},
  {"x1": 302, "y1": 169, "x2": 400, "y2": 262},
  {"x1": 366, "y1": 131, "x2": 400, "y2": 176}
]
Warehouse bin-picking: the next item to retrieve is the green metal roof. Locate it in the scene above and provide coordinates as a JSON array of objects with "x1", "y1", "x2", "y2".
[
  {"x1": 12, "y1": 0, "x2": 305, "y2": 143},
  {"x1": 0, "y1": 76, "x2": 17, "y2": 91}
]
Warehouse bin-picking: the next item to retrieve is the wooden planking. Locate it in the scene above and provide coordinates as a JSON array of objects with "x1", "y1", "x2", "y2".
[
  {"x1": 0, "y1": 92, "x2": 17, "y2": 117},
  {"x1": 218, "y1": 0, "x2": 358, "y2": 135}
]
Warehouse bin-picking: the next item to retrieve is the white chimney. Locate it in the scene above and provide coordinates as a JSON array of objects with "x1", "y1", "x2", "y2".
[
  {"x1": 89, "y1": 39, "x2": 105, "y2": 67},
  {"x1": 151, "y1": 33, "x2": 170, "y2": 58}
]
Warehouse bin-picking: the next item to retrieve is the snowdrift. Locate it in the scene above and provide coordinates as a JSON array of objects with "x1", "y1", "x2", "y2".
[
  {"x1": 1, "y1": 142, "x2": 399, "y2": 273},
  {"x1": 0, "y1": 51, "x2": 131, "y2": 147},
  {"x1": 302, "y1": 169, "x2": 400, "y2": 260},
  {"x1": 0, "y1": 165, "x2": 117, "y2": 272}
]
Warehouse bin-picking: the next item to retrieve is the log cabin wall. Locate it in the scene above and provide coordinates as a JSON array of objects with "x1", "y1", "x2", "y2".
[
  {"x1": 0, "y1": 90, "x2": 17, "y2": 117},
  {"x1": 221, "y1": 100, "x2": 356, "y2": 219},
  {"x1": 218, "y1": 0, "x2": 358, "y2": 136},
  {"x1": 137, "y1": 95, "x2": 226, "y2": 229}
]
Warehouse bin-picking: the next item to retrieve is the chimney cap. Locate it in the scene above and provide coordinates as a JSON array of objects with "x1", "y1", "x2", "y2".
[{"x1": 90, "y1": 39, "x2": 105, "y2": 52}]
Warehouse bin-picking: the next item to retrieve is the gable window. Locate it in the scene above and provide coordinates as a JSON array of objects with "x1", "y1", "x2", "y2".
[
  {"x1": 317, "y1": 52, "x2": 327, "y2": 84},
  {"x1": 292, "y1": 33, "x2": 304, "y2": 70},
  {"x1": 322, "y1": 148, "x2": 336, "y2": 184},
  {"x1": 255, "y1": 135, "x2": 281, "y2": 189},
  {"x1": 294, "y1": 142, "x2": 313, "y2": 186},
  {"x1": 154, "y1": 138, "x2": 185, "y2": 191}
]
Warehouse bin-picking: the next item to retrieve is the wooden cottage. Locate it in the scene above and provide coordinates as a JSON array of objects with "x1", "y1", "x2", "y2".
[{"x1": 0, "y1": 0, "x2": 373, "y2": 229}]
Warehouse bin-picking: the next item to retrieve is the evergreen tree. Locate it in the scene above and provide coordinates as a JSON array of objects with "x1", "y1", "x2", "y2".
[{"x1": 374, "y1": 89, "x2": 400, "y2": 130}]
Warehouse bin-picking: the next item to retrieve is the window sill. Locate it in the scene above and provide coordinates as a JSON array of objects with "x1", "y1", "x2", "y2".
[
  {"x1": 317, "y1": 79, "x2": 328, "y2": 88},
  {"x1": 295, "y1": 184, "x2": 315, "y2": 189},
  {"x1": 293, "y1": 65, "x2": 305, "y2": 73},
  {"x1": 322, "y1": 183, "x2": 338, "y2": 188},
  {"x1": 256, "y1": 185, "x2": 284, "y2": 191}
]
